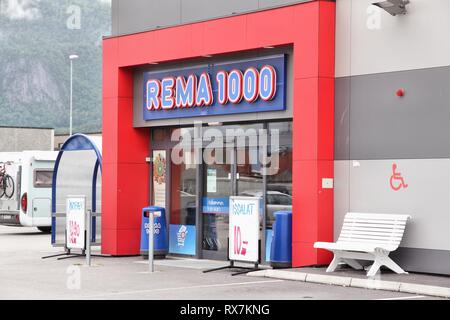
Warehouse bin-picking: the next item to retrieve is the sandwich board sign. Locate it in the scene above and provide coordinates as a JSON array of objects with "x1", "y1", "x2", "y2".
[
  {"x1": 228, "y1": 196, "x2": 260, "y2": 263},
  {"x1": 66, "y1": 196, "x2": 86, "y2": 250}
]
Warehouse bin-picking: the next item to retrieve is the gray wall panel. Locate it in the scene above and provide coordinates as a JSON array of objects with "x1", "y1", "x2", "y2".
[
  {"x1": 347, "y1": 158, "x2": 450, "y2": 251},
  {"x1": 111, "y1": 0, "x2": 119, "y2": 36},
  {"x1": 259, "y1": 0, "x2": 309, "y2": 8},
  {"x1": 336, "y1": 0, "x2": 450, "y2": 77},
  {"x1": 391, "y1": 247, "x2": 450, "y2": 275},
  {"x1": 334, "y1": 77, "x2": 350, "y2": 160},
  {"x1": 116, "y1": 0, "x2": 181, "y2": 34},
  {"x1": 333, "y1": 161, "x2": 350, "y2": 242},
  {"x1": 111, "y1": 0, "x2": 313, "y2": 36},
  {"x1": 334, "y1": 66, "x2": 450, "y2": 160},
  {"x1": 181, "y1": 0, "x2": 258, "y2": 24},
  {"x1": 334, "y1": 158, "x2": 450, "y2": 274}
]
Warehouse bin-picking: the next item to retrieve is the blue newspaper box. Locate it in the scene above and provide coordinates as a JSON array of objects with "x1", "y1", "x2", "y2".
[
  {"x1": 270, "y1": 211, "x2": 292, "y2": 269},
  {"x1": 140, "y1": 206, "x2": 168, "y2": 258}
]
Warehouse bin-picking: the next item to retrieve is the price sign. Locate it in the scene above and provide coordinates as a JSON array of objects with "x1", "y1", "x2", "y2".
[
  {"x1": 66, "y1": 196, "x2": 86, "y2": 249},
  {"x1": 228, "y1": 196, "x2": 260, "y2": 263}
]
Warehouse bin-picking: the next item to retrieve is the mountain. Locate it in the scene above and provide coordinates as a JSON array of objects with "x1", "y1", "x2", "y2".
[{"x1": 0, "y1": 0, "x2": 111, "y2": 133}]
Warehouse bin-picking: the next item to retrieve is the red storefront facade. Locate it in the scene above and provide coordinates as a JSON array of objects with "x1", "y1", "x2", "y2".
[{"x1": 102, "y1": 0, "x2": 335, "y2": 267}]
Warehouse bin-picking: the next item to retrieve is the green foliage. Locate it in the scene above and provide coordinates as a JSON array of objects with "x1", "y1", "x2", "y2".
[{"x1": 0, "y1": 0, "x2": 111, "y2": 133}]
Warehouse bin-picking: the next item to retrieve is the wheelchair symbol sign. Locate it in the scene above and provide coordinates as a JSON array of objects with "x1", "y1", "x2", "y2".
[{"x1": 389, "y1": 163, "x2": 408, "y2": 191}]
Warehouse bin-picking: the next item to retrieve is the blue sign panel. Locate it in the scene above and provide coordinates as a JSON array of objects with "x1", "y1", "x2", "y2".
[
  {"x1": 143, "y1": 55, "x2": 286, "y2": 120},
  {"x1": 169, "y1": 224, "x2": 196, "y2": 255},
  {"x1": 265, "y1": 229, "x2": 273, "y2": 262},
  {"x1": 202, "y1": 197, "x2": 229, "y2": 214}
]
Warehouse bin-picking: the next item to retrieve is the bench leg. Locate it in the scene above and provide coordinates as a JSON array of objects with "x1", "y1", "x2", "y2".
[
  {"x1": 367, "y1": 252, "x2": 408, "y2": 277},
  {"x1": 343, "y1": 258, "x2": 363, "y2": 270},
  {"x1": 366, "y1": 260, "x2": 382, "y2": 277},
  {"x1": 326, "y1": 254, "x2": 341, "y2": 273},
  {"x1": 380, "y1": 256, "x2": 408, "y2": 275}
]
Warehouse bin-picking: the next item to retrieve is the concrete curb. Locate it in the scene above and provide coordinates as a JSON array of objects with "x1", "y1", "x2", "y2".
[{"x1": 247, "y1": 270, "x2": 450, "y2": 298}]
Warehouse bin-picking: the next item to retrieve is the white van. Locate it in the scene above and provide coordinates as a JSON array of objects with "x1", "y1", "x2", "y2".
[{"x1": 0, "y1": 151, "x2": 57, "y2": 233}]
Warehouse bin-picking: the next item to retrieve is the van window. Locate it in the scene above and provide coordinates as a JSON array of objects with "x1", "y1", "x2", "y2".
[{"x1": 34, "y1": 170, "x2": 53, "y2": 188}]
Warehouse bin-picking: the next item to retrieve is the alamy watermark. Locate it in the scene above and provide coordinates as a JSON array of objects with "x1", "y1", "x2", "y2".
[
  {"x1": 66, "y1": 4, "x2": 81, "y2": 30},
  {"x1": 66, "y1": 265, "x2": 81, "y2": 290},
  {"x1": 170, "y1": 122, "x2": 282, "y2": 176}
]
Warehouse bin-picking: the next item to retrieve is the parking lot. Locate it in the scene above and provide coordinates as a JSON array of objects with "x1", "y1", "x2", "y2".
[{"x1": 0, "y1": 225, "x2": 442, "y2": 300}]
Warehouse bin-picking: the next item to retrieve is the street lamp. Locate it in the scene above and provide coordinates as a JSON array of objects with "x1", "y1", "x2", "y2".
[
  {"x1": 372, "y1": 0, "x2": 410, "y2": 16},
  {"x1": 69, "y1": 54, "x2": 79, "y2": 136}
]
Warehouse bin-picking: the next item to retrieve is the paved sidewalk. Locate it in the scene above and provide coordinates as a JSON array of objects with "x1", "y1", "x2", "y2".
[
  {"x1": 248, "y1": 266, "x2": 450, "y2": 298},
  {"x1": 0, "y1": 226, "x2": 443, "y2": 300}
]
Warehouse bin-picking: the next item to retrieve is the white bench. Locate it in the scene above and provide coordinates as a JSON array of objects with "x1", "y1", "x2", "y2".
[{"x1": 314, "y1": 212, "x2": 411, "y2": 277}]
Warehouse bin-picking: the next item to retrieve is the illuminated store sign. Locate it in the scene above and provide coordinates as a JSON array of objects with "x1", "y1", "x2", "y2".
[{"x1": 143, "y1": 55, "x2": 286, "y2": 120}]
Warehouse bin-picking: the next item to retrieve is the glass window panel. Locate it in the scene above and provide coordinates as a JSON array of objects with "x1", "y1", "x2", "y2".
[
  {"x1": 34, "y1": 170, "x2": 53, "y2": 188},
  {"x1": 266, "y1": 121, "x2": 292, "y2": 229}
]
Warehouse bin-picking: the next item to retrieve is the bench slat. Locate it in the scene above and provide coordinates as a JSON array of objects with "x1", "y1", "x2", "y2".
[
  {"x1": 315, "y1": 241, "x2": 397, "y2": 252},
  {"x1": 346, "y1": 212, "x2": 411, "y2": 220},
  {"x1": 344, "y1": 218, "x2": 408, "y2": 225},
  {"x1": 341, "y1": 228, "x2": 405, "y2": 236},
  {"x1": 339, "y1": 237, "x2": 402, "y2": 244},
  {"x1": 340, "y1": 231, "x2": 404, "y2": 238},
  {"x1": 337, "y1": 239, "x2": 400, "y2": 246},
  {"x1": 342, "y1": 222, "x2": 406, "y2": 230},
  {"x1": 339, "y1": 233, "x2": 402, "y2": 240}
]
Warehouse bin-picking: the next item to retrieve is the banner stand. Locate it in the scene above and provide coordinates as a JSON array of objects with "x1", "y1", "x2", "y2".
[
  {"x1": 203, "y1": 196, "x2": 263, "y2": 276},
  {"x1": 203, "y1": 247, "x2": 263, "y2": 276},
  {"x1": 42, "y1": 197, "x2": 107, "y2": 262}
]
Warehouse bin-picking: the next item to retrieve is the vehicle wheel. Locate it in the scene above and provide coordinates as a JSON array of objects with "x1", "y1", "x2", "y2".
[
  {"x1": 4, "y1": 175, "x2": 14, "y2": 198},
  {"x1": 37, "y1": 227, "x2": 51, "y2": 234}
]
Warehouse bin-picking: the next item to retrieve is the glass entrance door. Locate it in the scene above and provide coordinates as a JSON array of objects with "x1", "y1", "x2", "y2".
[
  {"x1": 202, "y1": 147, "x2": 234, "y2": 260},
  {"x1": 201, "y1": 146, "x2": 265, "y2": 261}
]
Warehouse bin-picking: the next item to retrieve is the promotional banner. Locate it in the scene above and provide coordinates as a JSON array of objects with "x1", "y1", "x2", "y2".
[
  {"x1": 153, "y1": 150, "x2": 166, "y2": 207},
  {"x1": 228, "y1": 196, "x2": 260, "y2": 263},
  {"x1": 169, "y1": 224, "x2": 196, "y2": 255},
  {"x1": 143, "y1": 55, "x2": 286, "y2": 120},
  {"x1": 66, "y1": 196, "x2": 86, "y2": 250}
]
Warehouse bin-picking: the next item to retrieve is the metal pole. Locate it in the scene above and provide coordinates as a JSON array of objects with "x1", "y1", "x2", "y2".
[
  {"x1": 69, "y1": 59, "x2": 73, "y2": 136},
  {"x1": 86, "y1": 209, "x2": 91, "y2": 266},
  {"x1": 148, "y1": 210, "x2": 154, "y2": 272}
]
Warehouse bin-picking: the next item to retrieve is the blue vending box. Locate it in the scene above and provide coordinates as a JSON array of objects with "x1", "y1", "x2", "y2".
[
  {"x1": 270, "y1": 211, "x2": 292, "y2": 269},
  {"x1": 140, "y1": 206, "x2": 168, "y2": 258}
]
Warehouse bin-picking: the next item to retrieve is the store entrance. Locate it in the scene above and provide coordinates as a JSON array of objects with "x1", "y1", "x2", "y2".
[
  {"x1": 202, "y1": 145, "x2": 264, "y2": 260},
  {"x1": 150, "y1": 122, "x2": 292, "y2": 262}
]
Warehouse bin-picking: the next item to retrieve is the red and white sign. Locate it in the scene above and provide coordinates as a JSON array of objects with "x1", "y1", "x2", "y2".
[
  {"x1": 228, "y1": 196, "x2": 260, "y2": 263},
  {"x1": 66, "y1": 196, "x2": 86, "y2": 249}
]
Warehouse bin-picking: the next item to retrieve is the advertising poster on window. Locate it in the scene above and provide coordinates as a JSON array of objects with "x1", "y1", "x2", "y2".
[
  {"x1": 228, "y1": 196, "x2": 260, "y2": 263},
  {"x1": 66, "y1": 196, "x2": 86, "y2": 250},
  {"x1": 153, "y1": 150, "x2": 166, "y2": 208},
  {"x1": 169, "y1": 224, "x2": 196, "y2": 255},
  {"x1": 206, "y1": 168, "x2": 217, "y2": 193}
]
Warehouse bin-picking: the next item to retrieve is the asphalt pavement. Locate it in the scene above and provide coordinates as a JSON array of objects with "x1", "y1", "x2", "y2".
[{"x1": 0, "y1": 225, "x2": 442, "y2": 300}]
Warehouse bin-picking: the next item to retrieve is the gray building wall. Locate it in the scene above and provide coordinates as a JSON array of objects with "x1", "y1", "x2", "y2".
[
  {"x1": 334, "y1": 0, "x2": 450, "y2": 275},
  {"x1": 0, "y1": 127, "x2": 54, "y2": 152},
  {"x1": 111, "y1": 0, "x2": 313, "y2": 36}
]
